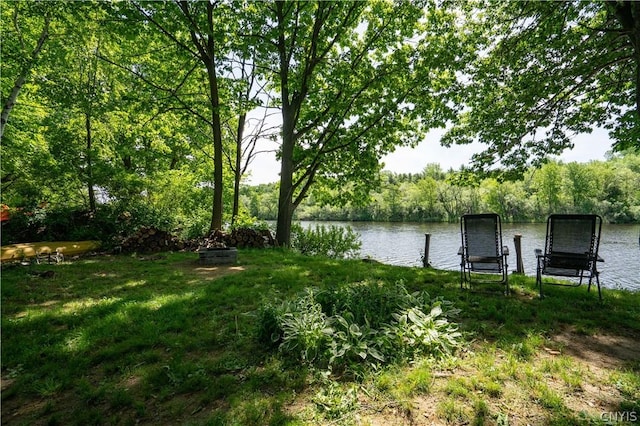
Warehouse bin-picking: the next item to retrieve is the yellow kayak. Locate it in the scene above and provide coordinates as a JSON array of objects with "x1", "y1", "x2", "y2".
[{"x1": 1, "y1": 241, "x2": 101, "y2": 263}]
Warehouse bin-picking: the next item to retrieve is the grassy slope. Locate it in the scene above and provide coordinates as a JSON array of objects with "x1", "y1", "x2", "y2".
[{"x1": 1, "y1": 249, "x2": 639, "y2": 425}]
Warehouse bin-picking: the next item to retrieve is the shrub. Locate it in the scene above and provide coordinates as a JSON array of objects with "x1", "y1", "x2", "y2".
[
  {"x1": 290, "y1": 223, "x2": 361, "y2": 259},
  {"x1": 256, "y1": 304, "x2": 283, "y2": 350},
  {"x1": 278, "y1": 289, "x2": 333, "y2": 364},
  {"x1": 229, "y1": 211, "x2": 271, "y2": 232},
  {"x1": 257, "y1": 281, "x2": 462, "y2": 377},
  {"x1": 0, "y1": 201, "x2": 178, "y2": 247}
]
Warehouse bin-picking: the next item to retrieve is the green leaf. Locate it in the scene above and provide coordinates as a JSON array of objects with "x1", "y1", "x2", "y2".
[
  {"x1": 349, "y1": 323, "x2": 361, "y2": 336},
  {"x1": 430, "y1": 305, "x2": 443, "y2": 318}
]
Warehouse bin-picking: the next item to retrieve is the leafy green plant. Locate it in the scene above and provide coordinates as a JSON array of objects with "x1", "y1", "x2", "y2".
[
  {"x1": 228, "y1": 211, "x2": 271, "y2": 232},
  {"x1": 327, "y1": 313, "x2": 386, "y2": 371},
  {"x1": 312, "y1": 380, "x2": 359, "y2": 421},
  {"x1": 278, "y1": 289, "x2": 333, "y2": 364},
  {"x1": 0, "y1": 201, "x2": 178, "y2": 246},
  {"x1": 385, "y1": 303, "x2": 462, "y2": 360},
  {"x1": 317, "y1": 280, "x2": 413, "y2": 329},
  {"x1": 290, "y1": 223, "x2": 361, "y2": 259},
  {"x1": 256, "y1": 304, "x2": 284, "y2": 349},
  {"x1": 259, "y1": 281, "x2": 463, "y2": 376}
]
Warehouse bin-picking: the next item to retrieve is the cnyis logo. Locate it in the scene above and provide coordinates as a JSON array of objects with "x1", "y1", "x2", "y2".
[{"x1": 600, "y1": 411, "x2": 638, "y2": 423}]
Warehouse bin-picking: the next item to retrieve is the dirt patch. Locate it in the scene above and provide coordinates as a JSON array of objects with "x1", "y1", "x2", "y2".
[
  {"x1": 411, "y1": 395, "x2": 448, "y2": 425},
  {"x1": 1, "y1": 377, "x2": 15, "y2": 394},
  {"x1": 551, "y1": 326, "x2": 640, "y2": 370},
  {"x1": 173, "y1": 259, "x2": 247, "y2": 280}
]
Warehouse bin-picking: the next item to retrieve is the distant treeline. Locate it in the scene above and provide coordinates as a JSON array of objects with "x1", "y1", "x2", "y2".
[{"x1": 241, "y1": 152, "x2": 640, "y2": 224}]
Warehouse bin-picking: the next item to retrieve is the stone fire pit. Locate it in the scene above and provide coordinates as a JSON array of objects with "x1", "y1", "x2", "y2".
[{"x1": 198, "y1": 247, "x2": 237, "y2": 265}]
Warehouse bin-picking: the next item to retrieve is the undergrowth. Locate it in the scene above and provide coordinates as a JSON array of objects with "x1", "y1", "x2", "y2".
[
  {"x1": 290, "y1": 223, "x2": 362, "y2": 259},
  {"x1": 257, "y1": 280, "x2": 463, "y2": 378}
]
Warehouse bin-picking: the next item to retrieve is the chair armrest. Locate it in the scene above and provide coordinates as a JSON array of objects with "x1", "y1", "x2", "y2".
[
  {"x1": 596, "y1": 254, "x2": 604, "y2": 262},
  {"x1": 457, "y1": 246, "x2": 463, "y2": 256},
  {"x1": 502, "y1": 246, "x2": 509, "y2": 256}
]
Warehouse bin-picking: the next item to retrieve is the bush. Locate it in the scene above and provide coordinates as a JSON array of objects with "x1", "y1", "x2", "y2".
[
  {"x1": 257, "y1": 281, "x2": 462, "y2": 377},
  {"x1": 290, "y1": 223, "x2": 361, "y2": 259},
  {"x1": 0, "y1": 201, "x2": 177, "y2": 247},
  {"x1": 1, "y1": 205, "x2": 111, "y2": 245},
  {"x1": 229, "y1": 211, "x2": 271, "y2": 232}
]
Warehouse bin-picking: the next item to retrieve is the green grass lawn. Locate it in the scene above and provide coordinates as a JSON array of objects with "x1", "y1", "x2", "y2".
[{"x1": 2, "y1": 249, "x2": 639, "y2": 425}]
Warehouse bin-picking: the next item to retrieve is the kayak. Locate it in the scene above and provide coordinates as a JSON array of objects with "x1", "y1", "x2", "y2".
[{"x1": 1, "y1": 241, "x2": 101, "y2": 263}]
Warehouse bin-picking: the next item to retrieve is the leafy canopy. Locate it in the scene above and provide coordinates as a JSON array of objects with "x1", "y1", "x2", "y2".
[{"x1": 443, "y1": 1, "x2": 640, "y2": 172}]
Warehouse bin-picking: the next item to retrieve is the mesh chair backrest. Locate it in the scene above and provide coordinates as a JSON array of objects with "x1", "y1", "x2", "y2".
[
  {"x1": 548, "y1": 215, "x2": 596, "y2": 254},
  {"x1": 462, "y1": 214, "x2": 501, "y2": 258},
  {"x1": 546, "y1": 214, "x2": 600, "y2": 269}
]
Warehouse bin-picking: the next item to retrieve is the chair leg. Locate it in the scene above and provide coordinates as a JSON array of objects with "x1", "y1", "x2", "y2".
[
  {"x1": 536, "y1": 264, "x2": 543, "y2": 299},
  {"x1": 504, "y1": 259, "x2": 509, "y2": 296},
  {"x1": 594, "y1": 270, "x2": 602, "y2": 302}
]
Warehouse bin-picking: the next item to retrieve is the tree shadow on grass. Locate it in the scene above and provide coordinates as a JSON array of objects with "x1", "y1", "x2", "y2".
[
  {"x1": 1, "y1": 250, "x2": 639, "y2": 425},
  {"x1": 1, "y1": 261, "x2": 298, "y2": 424}
]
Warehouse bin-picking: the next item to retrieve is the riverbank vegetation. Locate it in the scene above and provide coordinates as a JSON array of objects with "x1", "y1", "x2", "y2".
[
  {"x1": 2, "y1": 249, "x2": 639, "y2": 425},
  {"x1": 4, "y1": 152, "x2": 638, "y2": 248},
  {"x1": 244, "y1": 152, "x2": 640, "y2": 224}
]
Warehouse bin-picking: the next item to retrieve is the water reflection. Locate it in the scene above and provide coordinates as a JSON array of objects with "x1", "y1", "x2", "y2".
[{"x1": 300, "y1": 221, "x2": 640, "y2": 291}]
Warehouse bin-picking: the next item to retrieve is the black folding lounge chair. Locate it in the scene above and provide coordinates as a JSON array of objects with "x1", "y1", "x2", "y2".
[
  {"x1": 458, "y1": 213, "x2": 509, "y2": 294},
  {"x1": 535, "y1": 214, "x2": 604, "y2": 301}
]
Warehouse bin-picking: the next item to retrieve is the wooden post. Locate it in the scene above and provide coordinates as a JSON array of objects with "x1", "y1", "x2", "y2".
[
  {"x1": 514, "y1": 234, "x2": 524, "y2": 274},
  {"x1": 423, "y1": 233, "x2": 431, "y2": 268}
]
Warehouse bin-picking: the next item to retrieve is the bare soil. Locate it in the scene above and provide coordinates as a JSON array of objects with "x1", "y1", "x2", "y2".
[{"x1": 174, "y1": 258, "x2": 247, "y2": 280}]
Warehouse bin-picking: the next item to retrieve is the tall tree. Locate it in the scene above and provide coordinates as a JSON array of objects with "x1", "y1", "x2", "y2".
[
  {"x1": 2, "y1": 2, "x2": 125, "y2": 210},
  {"x1": 253, "y1": 0, "x2": 460, "y2": 245},
  {"x1": 40, "y1": 10, "x2": 123, "y2": 212},
  {"x1": 224, "y1": 55, "x2": 279, "y2": 226},
  {"x1": 123, "y1": 0, "x2": 237, "y2": 231},
  {"x1": 443, "y1": 1, "x2": 640, "y2": 172}
]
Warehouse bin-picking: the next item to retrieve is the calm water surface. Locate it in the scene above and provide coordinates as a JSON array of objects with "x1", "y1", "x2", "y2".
[{"x1": 300, "y1": 221, "x2": 640, "y2": 291}]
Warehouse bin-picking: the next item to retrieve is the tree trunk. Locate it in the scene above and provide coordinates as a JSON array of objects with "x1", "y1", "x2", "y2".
[
  {"x1": 633, "y1": 2, "x2": 640, "y2": 118},
  {"x1": 275, "y1": 127, "x2": 295, "y2": 246},
  {"x1": 1, "y1": 75, "x2": 26, "y2": 140},
  {"x1": 274, "y1": 1, "x2": 297, "y2": 247},
  {"x1": 0, "y1": 15, "x2": 49, "y2": 139},
  {"x1": 231, "y1": 113, "x2": 246, "y2": 226},
  {"x1": 208, "y1": 66, "x2": 224, "y2": 232},
  {"x1": 204, "y1": 3, "x2": 224, "y2": 232},
  {"x1": 85, "y1": 113, "x2": 96, "y2": 212}
]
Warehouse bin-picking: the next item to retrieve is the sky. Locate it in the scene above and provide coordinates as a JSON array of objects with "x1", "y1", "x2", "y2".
[{"x1": 244, "y1": 127, "x2": 614, "y2": 185}]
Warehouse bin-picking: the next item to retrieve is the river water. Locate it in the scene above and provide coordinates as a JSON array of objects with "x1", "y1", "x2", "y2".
[{"x1": 299, "y1": 221, "x2": 640, "y2": 291}]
